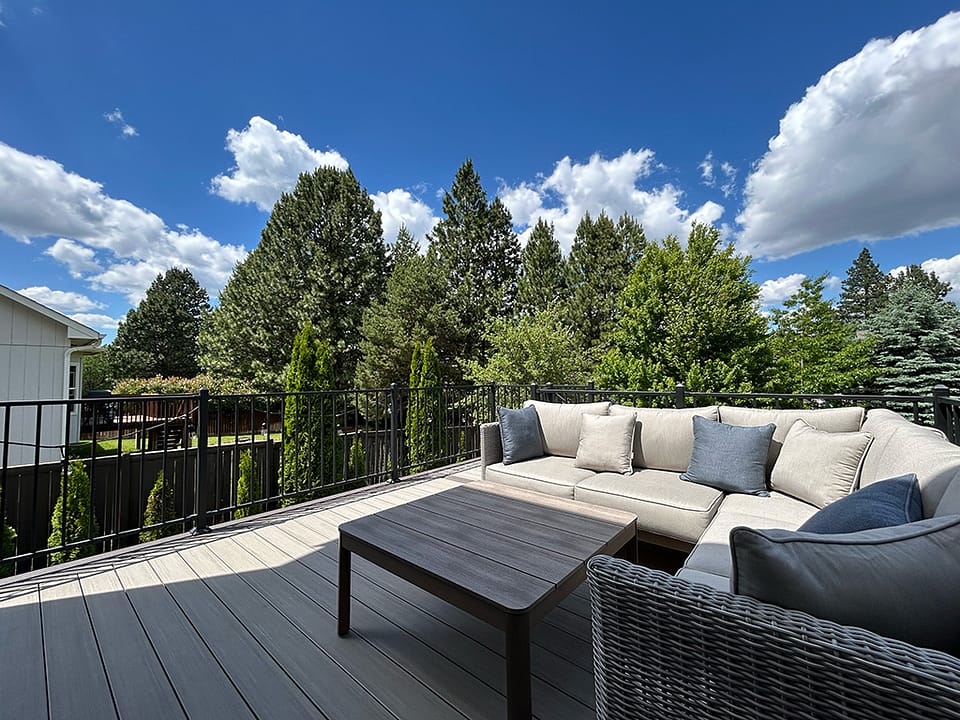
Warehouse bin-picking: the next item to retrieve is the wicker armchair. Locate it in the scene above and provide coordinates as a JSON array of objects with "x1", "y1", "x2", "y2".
[{"x1": 587, "y1": 555, "x2": 960, "y2": 720}]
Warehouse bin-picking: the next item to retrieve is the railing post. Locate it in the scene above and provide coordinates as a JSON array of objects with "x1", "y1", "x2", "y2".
[
  {"x1": 529, "y1": 383, "x2": 539, "y2": 403},
  {"x1": 544, "y1": 383, "x2": 554, "y2": 403},
  {"x1": 192, "y1": 388, "x2": 210, "y2": 535},
  {"x1": 675, "y1": 383, "x2": 686, "y2": 409},
  {"x1": 389, "y1": 383, "x2": 400, "y2": 482},
  {"x1": 933, "y1": 384, "x2": 950, "y2": 434},
  {"x1": 488, "y1": 382, "x2": 498, "y2": 421}
]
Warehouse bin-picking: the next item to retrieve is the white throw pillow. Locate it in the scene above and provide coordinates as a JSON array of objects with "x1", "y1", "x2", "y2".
[{"x1": 574, "y1": 413, "x2": 636, "y2": 475}]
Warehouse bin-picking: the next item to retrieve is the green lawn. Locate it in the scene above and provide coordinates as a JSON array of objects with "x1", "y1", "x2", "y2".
[{"x1": 69, "y1": 438, "x2": 140, "y2": 458}]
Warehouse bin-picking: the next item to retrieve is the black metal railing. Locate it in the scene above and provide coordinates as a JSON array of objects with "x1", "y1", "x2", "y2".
[{"x1": 0, "y1": 382, "x2": 955, "y2": 576}]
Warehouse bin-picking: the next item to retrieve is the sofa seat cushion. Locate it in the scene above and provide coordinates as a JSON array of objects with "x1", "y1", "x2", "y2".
[
  {"x1": 523, "y1": 400, "x2": 611, "y2": 457},
  {"x1": 609, "y1": 405, "x2": 719, "y2": 472},
  {"x1": 861, "y1": 408, "x2": 960, "y2": 516},
  {"x1": 484, "y1": 455, "x2": 595, "y2": 498},
  {"x1": 718, "y1": 405, "x2": 865, "y2": 472},
  {"x1": 574, "y1": 469, "x2": 724, "y2": 544},
  {"x1": 681, "y1": 492, "x2": 817, "y2": 581}
]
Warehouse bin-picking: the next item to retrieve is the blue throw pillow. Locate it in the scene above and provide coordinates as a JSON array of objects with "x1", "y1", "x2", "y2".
[
  {"x1": 681, "y1": 415, "x2": 775, "y2": 495},
  {"x1": 497, "y1": 405, "x2": 544, "y2": 465},
  {"x1": 798, "y1": 473, "x2": 922, "y2": 533}
]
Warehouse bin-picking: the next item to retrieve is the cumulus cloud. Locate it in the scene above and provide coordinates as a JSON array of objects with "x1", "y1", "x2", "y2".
[
  {"x1": 737, "y1": 12, "x2": 960, "y2": 259},
  {"x1": 759, "y1": 273, "x2": 806, "y2": 306},
  {"x1": 0, "y1": 141, "x2": 247, "y2": 302},
  {"x1": 17, "y1": 286, "x2": 104, "y2": 313},
  {"x1": 371, "y1": 189, "x2": 439, "y2": 247},
  {"x1": 69, "y1": 313, "x2": 120, "y2": 331},
  {"x1": 103, "y1": 108, "x2": 138, "y2": 138},
  {"x1": 211, "y1": 116, "x2": 348, "y2": 211},
  {"x1": 499, "y1": 150, "x2": 725, "y2": 252}
]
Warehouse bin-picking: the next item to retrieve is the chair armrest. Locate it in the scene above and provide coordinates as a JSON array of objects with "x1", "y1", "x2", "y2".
[
  {"x1": 587, "y1": 555, "x2": 960, "y2": 720},
  {"x1": 479, "y1": 422, "x2": 503, "y2": 481}
]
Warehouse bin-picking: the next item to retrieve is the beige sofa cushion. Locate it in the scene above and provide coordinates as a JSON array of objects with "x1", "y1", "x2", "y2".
[
  {"x1": 523, "y1": 400, "x2": 610, "y2": 457},
  {"x1": 770, "y1": 419, "x2": 873, "y2": 508},
  {"x1": 574, "y1": 413, "x2": 635, "y2": 474},
  {"x1": 861, "y1": 408, "x2": 960, "y2": 516},
  {"x1": 609, "y1": 405, "x2": 719, "y2": 472},
  {"x1": 718, "y1": 405, "x2": 865, "y2": 472},
  {"x1": 574, "y1": 468, "x2": 724, "y2": 544},
  {"x1": 484, "y1": 455, "x2": 595, "y2": 499}
]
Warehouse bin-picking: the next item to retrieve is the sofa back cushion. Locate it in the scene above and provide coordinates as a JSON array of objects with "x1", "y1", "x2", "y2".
[
  {"x1": 609, "y1": 405, "x2": 719, "y2": 471},
  {"x1": 861, "y1": 408, "x2": 960, "y2": 517},
  {"x1": 523, "y1": 400, "x2": 611, "y2": 457},
  {"x1": 718, "y1": 406, "x2": 865, "y2": 473}
]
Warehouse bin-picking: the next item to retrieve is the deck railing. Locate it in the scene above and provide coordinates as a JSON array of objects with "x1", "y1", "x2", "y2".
[{"x1": 0, "y1": 382, "x2": 954, "y2": 576}]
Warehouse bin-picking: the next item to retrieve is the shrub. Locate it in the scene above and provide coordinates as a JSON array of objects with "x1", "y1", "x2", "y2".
[
  {"x1": 234, "y1": 449, "x2": 262, "y2": 519},
  {"x1": 48, "y1": 460, "x2": 99, "y2": 564},
  {"x1": 1, "y1": 521, "x2": 16, "y2": 577},
  {"x1": 140, "y1": 470, "x2": 180, "y2": 542}
]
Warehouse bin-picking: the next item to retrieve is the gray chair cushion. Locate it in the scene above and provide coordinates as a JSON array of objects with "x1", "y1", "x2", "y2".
[
  {"x1": 484, "y1": 455, "x2": 595, "y2": 499},
  {"x1": 574, "y1": 413, "x2": 635, "y2": 474},
  {"x1": 798, "y1": 474, "x2": 922, "y2": 533},
  {"x1": 770, "y1": 419, "x2": 873, "y2": 508},
  {"x1": 496, "y1": 405, "x2": 544, "y2": 465},
  {"x1": 681, "y1": 416, "x2": 775, "y2": 496},
  {"x1": 609, "y1": 405, "x2": 719, "y2": 472},
  {"x1": 730, "y1": 515, "x2": 960, "y2": 654},
  {"x1": 523, "y1": 400, "x2": 610, "y2": 457}
]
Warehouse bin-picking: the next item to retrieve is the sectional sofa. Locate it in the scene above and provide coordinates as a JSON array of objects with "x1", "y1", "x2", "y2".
[{"x1": 479, "y1": 399, "x2": 960, "y2": 719}]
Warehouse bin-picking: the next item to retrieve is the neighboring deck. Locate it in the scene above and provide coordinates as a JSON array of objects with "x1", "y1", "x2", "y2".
[{"x1": 0, "y1": 463, "x2": 599, "y2": 720}]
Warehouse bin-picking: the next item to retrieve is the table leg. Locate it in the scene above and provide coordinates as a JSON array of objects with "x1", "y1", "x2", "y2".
[
  {"x1": 337, "y1": 543, "x2": 351, "y2": 636},
  {"x1": 505, "y1": 613, "x2": 532, "y2": 720}
]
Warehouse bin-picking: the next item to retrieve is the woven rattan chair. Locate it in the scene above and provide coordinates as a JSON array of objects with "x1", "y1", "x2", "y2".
[{"x1": 587, "y1": 555, "x2": 960, "y2": 720}]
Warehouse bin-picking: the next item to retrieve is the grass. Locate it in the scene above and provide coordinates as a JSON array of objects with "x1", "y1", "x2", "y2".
[{"x1": 68, "y1": 438, "x2": 140, "y2": 458}]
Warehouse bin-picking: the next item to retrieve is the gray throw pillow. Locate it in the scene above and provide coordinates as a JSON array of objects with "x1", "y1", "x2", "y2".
[
  {"x1": 730, "y1": 515, "x2": 960, "y2": 654},
  {"x1": 681, "y1": 415, "x2": 775, "y2": 495},
  {"x1": 573, "y1": 413, "x2": 636, "y2": 475},
  {"x1": 798, "y1": 474, "x2": 922, "y2": 534},
  {"x1": 497, "y1": 405, "x2": 544, "y2": 465}
]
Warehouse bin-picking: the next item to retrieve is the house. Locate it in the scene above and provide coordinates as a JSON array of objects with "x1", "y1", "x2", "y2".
[{"x1": 0, "y1": 284, "x2": 103, "y2": 466}]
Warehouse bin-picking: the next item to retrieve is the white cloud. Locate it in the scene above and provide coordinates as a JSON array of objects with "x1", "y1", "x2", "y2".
[
  {"x1": 103, "y1": 108, "x2": 138, "y2": 138},
  {"x1": 499, "y1": 150, "x2": 725, "y2": 253},
  {"x1": 45, "y1": 238, "x2": 102, "y2": 276},
  {"x1": 17, "y1": 286, "x2": 104, "y2": 313},
  {"x1": 211, "y1": 116, "x2": 348, "y2": 212},
  {"x1": 891, "y1": 255, "x2": 960, "y2": 301},
  {"x1": 69, "y1": 313, "x2": 120, "y2": 331},
  {"x1": 719, "y1": 162, "x2": 738, "y2": 199},
  {"x1": 759, "y1": 273, "x2": 806, "y2": 306},
  {"x1": 0, "y1": 141, "x2": 247, "y2": 302},
  {"x1": 699, "y1": 152, "x2": 715, "y2": 185},
  {"x1": 371, "y1": 189, "x2": 439, "y2": 247},
  {"x1": 737, "y1": 12, "x2": 960, "y2": 259}
]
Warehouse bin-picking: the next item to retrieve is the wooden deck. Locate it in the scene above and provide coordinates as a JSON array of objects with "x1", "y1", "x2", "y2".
[{"x1": 0, "y1": 464, "x2": 601, "y2": 720}]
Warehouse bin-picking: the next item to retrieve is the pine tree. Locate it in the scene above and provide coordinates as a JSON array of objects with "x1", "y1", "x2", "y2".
[
  {"x1": 837, "y1": 248, "x2": 891, "y2": 326},
  {"x1": 140, "y1": 470, "x2": 179, "y2": 542},
  {"x1": 110, "y1": 268, "x2": 210, "y2": 379},
  {"x1": 234, "y1": 449, "x2": 261, "y2": 519},
  {"x1": 1, "y1": 521, "x2": 16, "y2": 577},
  {"x1": 769, "y1": 274, "x2": 876, "y2": 394},
  {"x1": 596, "y1": 223, "x2": 770, "y2": 392},
  {"x1": 516, "y1": 219, "x2": 566, "y2": 316},
  {"x1": 200, "y1": 166, "x2": 387, "y2": 389},
  {"x1": 865, "y1": 280, "x2": 960, "y2": 408},
  {"x1": 405, "y1": 338, "x2": 443, "y2": 472},
  {"x1": 563, "y1": 211, "x2": 645, "y2": 354},
  {"x1": 48, "y1": 460, "x2": 99, "y2": 564},
  {"x1": 891, "y1": 264, "x2": 952, "y2": 301},
  {"x1": 428, "y1": 159, "x2": 521, "y2": 363}
]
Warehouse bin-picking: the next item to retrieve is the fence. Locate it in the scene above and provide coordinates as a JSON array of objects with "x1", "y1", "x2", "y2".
[{"x1": 1, "y1": 382, "x2": 956, "y2": 576}]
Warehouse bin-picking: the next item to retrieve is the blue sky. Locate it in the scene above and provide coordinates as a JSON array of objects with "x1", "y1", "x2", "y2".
[{"x1": 2, "y1": 1, "x2": 960, "y2": 340}]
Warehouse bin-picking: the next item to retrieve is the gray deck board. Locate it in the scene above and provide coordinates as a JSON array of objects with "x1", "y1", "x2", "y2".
[{"x1": 0, "y1": 472, "x2": 601, "y2": 720}]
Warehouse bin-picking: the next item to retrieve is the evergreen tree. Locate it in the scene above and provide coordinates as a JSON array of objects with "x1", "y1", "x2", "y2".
[
  {"x1": 1, "y1": 521, "x2": 15, "y2": 578},
  {"x1": 282, "y1": 322, "x2": 342, "y2": 502},
  {"x1": 428, "y1": 159, "x2": 521, "y2": 363},
  {"x1": 140, "y1": 470, "x2": 179, "y2": 542},
  {"x1": 769, "y1": 274, "x2": 876, "y2": 394},
  {"x1": 201, "y1": 166, "x2": 387, "y2": 389},
  {"x1": 865, "y1": 280, "x2": 960, "y2": 404},
  {"x1": 890, "y1": 264, "x2": 952, "y2": 301},
  {"x1": 563, "y1": 211, "x2": 645, "y2": 354},
  {"x1": 516, "y1": 219, "x2": 566, "y2": 316},
  {"x1": 234, "y1": 449, "x2": 262, "y2": 519},
  {"x1": 48, "y1": 460, "x2": 99, "y2": 564},
  {"x1": 355, "y1": 231, "x2": 465, "y2": 387},
  {"x1": 466, "y1": 309, "x2": 590, "y2": 385},
  {"x1": 111, "y1": 268, "x2": 210, "y2": 379},
  {"x1": 348, "y1": 438, "x2": 366, "y2": 480},
  {"x1": 596, "y1": 223, "x2": 770, "y2": 392},
  {"x1": 405, "y1": 338, "x2": 443, "y2": 472},
  {"x1": 837, "y1": 248, "x2": 890, "y2": 326}
]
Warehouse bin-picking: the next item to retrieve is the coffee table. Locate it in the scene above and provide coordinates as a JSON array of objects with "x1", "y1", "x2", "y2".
[{"x1": 337, "y1": 481, "x2": 637, "y2": 720}]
